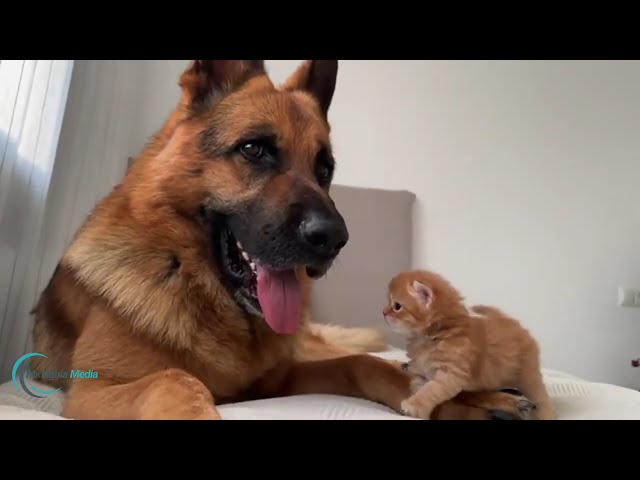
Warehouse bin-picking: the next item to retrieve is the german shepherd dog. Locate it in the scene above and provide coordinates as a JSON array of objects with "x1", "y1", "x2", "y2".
[{"x1": 30, "y1": 60, "x2": 530, "y2": 420}]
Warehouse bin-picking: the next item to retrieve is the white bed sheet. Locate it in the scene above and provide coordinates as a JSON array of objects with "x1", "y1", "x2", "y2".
[{"x1": 1, "y1": 349, "x2": 639, "y2": 420}]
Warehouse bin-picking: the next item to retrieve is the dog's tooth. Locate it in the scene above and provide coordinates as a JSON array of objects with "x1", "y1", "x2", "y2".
[
  {"x1": 241, "y1": 251, "x2": 250, "y2": 261},
  {"x1": 236, "y1": 240, "x2": 243, "y2": 250},
  {"x1": 250, "y1": 262, "x2": 256, "y2": 272}
]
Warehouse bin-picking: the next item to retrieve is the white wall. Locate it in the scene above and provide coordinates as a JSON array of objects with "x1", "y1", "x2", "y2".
[
  {"x1": 266, "y1": 60, "x2": 640, "y2": 389},
  {"x1": 53, "y1": 60, "x2": 640, "y2": 389}
]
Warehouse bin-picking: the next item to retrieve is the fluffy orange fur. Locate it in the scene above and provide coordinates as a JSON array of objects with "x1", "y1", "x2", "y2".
[{"x1": 383, "y1": 269, "x2": 555, "y2": 420}]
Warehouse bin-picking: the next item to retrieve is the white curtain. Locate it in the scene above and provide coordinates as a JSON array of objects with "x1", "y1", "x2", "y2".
[{"x1": 0, "y1": 60, "x2": 74, "y2": 381}]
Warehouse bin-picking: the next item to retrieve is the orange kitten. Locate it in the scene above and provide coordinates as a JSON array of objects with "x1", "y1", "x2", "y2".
[{"x1": 383, "y1": 269, "x2": 555, "y2": 420}]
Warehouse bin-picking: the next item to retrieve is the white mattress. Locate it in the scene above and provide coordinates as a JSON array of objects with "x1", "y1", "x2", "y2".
[{"x1": 2, "y1": 349, "x2": 639, "y2": 420}]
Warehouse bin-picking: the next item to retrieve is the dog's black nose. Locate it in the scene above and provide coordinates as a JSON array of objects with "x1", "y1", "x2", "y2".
[{"x1": 299, "y1": 208, "x2": 349, "y2": 256}]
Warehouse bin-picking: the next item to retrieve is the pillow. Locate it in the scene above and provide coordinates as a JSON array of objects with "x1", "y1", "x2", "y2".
[{"x1": 310, "y1": 184, "x2": 416, "y2": 347}]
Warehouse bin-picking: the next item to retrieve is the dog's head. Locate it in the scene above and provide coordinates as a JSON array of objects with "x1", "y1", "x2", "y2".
[{"x1": 149, "y1": 60, "x2": 347, "y2": 334}]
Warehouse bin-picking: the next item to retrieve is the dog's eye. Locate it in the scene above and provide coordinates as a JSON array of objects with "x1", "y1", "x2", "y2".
[
  {"x1": 316, "y1": 163, "x2": 332, "y2": 185},
  {"x1": 393, "y1": 302, "x2": 402, "y2": 312},
  {"x1": 240, "y1": 142, "x2": 264, "y2": 159},
  {"x1": 315, "y1": 147, "x2": 334, "y2": 187},
  {"x1": 237, "y1": 137, "x2": 278, "y2": 167}
]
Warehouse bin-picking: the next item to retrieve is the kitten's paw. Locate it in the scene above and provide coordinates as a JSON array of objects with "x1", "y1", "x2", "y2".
[
  {"x1": 400, "y1": 398, "x2": 433, "y2": 420},
  {"x1": 531, "y1": 404, "x2": 555, "y2": 420},
  {"x1": 409, "y1": 376, "x2": 427, "y2": 394}
]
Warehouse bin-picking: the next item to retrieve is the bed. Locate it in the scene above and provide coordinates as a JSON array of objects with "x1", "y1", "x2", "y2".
[{"x1": 1, "y1": 184, "x2": 639, "y2": 420}]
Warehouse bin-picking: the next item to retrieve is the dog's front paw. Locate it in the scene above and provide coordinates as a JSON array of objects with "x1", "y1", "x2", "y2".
[
  {"x1": 191, "y1": 405, "x2": 223, "y2": 420},
  {"x1": 488, "y1": 399, "x2": 536, "y2": 421},
  {"x1": 400, "y1": 398, "x2": 432, "y2": 420},
  {"x1": 386, "y1": 359, "x2": 406, "y2": 370}
]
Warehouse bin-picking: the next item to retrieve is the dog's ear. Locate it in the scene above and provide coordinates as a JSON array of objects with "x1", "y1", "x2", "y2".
[
  {"x1": 179, "y1": 60, "x2": 266, "y2": 107},
  {"x1": 282, "y1": 60, "x2": 338, "y2": 117}
]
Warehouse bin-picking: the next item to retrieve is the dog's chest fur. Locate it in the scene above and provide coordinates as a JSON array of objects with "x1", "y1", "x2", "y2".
[
  {"x1": 39, "y1": 193, "x2": 300, "y2": 401},
  {"x1": 405, "y1": 334, "x2": 445, "y2": 382}
]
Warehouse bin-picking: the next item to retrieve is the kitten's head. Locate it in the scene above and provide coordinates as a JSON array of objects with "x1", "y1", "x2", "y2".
[{"x1": 382, "y1": 269, "x2": 466, "y2": 334}]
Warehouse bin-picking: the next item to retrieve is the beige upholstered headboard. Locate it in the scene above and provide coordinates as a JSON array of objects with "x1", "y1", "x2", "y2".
[{"x1": 310, "y1": 184, "x2": 416, "y2": 347}]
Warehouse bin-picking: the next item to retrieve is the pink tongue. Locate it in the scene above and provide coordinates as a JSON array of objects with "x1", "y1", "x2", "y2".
[{"x1": 256, "y1": 266, "x2": 302, "y2": 335}]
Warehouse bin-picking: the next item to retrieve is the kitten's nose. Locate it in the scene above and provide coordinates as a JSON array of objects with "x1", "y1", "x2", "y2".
[{"x1": 382, "y1": 306, "x2": 390, "y2": 316}]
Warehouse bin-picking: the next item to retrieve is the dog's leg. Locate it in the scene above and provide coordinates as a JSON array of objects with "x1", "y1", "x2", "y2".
[
  {"x1": 433, "y1": 391, "x2": 536, "y2": 420},
  {"x1": 252, "y1": 354, "x2": 531, "y2": 420},
  {"x1": 62, "y1": 369, "x2": 221, "y2": 420}
]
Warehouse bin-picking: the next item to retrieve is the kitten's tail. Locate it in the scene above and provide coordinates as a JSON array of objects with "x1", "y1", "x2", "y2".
[
  {"x1": 308, "y1": 323, "x2": 388, "y2": 353},
  {"x1": 470, "y1": 305, "x2": 509, "y2": 318}
]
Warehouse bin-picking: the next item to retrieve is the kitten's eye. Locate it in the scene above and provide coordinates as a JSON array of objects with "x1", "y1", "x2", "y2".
[
  {"x1": 393, "y1": 302, "x2": 402, "y2": 312},
  {"x1": 240, "y1": 142, "x2": 264, "y2": 159}
]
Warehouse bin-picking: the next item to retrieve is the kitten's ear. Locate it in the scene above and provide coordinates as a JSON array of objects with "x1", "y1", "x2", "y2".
[
  {"x1": 410, "y1": 281, "x2": 433, "y2": 308},
  {"x1": 179, "y1": 60, "x2": 266, "y2": 107}
]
